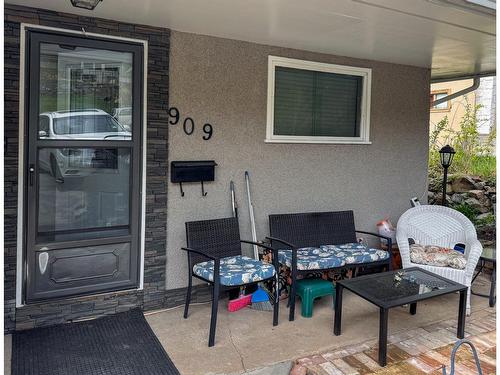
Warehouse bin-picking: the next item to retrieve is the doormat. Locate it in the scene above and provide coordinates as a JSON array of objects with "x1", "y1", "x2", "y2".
[{"x1": 12, "y1": 308, "x2": 180, "y2": 375}]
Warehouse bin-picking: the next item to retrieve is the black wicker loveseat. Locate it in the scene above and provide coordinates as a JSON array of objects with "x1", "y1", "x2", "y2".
[{"x1": 267, "y1": 210, "x2": 392, "y2": 321}]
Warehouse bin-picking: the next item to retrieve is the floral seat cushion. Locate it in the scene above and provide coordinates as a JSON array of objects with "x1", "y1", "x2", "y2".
[
  {"x1": 320, "y1": 243, "x2": 390, "y2": 264},
  {"x1": 193, "y1": 255, "x2": 275, "y2": 286},
  {"x1": 410, "y1": 244, "x2": 466, "y2": 269},
  {"x1": 278, "y1": 247, "x2": 346, "y2": 270}
]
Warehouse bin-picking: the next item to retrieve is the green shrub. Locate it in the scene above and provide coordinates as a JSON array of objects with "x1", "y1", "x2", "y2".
[
  {"x1": 451, "y1": 202, "x2": 479, "y2": 223},
  {"x1": 450, "y1": 203, "x2": 495, "y2": 226},
  {"x1": 476, "y1": 213, "x2": 495, "y2": 226},
  {"x1": 468, "y1": 155, "x2": 496, "y2": 181},
  {"x1": 429, "y1": 98, "x2": 496, "y2": 180}
]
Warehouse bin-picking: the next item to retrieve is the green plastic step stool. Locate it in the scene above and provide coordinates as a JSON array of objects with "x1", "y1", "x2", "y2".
[{"x1": 296, "y1": 278, "x2": 335, "y2": 318}]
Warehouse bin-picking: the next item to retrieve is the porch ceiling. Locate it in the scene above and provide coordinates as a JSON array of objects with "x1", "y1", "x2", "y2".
[{"x1": 8, "y1": 0, "x2": 496, "y2": 81}]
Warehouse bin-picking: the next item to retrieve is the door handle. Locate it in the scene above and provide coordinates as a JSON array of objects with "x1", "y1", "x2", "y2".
[
  {"x1": 39, "y1": 252, "x2": 49, "y2": 275},
  {"x1": 29, "y1": 164, "x2": 35, "y2": 186}
]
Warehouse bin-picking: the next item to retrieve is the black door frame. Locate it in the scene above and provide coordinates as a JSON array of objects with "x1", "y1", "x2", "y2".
[{"x1": 23, "y1": 27, "x2": 145, "y2": 303}]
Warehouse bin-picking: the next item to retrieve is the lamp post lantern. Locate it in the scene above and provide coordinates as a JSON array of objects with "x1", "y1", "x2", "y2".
[{"x1": 439, "y1": 145, "x2": 455, "y2": 206}]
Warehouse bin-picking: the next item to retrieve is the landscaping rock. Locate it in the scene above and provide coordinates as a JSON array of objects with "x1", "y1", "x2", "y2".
[
  {"x1": 432, "y1": 193, "x2": 452, "y2": 205},
  {"x1": 476, "y1": 213, "x2": 493, "y2": 222},
  {"x1": 486, "y1": 186, "x2": 496, "y2": 195},
  {"x1": 451, "y1": 194, "x2": 465, "y2": 204},
  {"x1": 451, "y1": 176, "x2": 477, "y2": 193},
  {"x1": 467, "y1": 190, "x2": 491, "y2": 208},
  {"x1": 428, "y1": 178, "x2": 442, "y2": 192},
  {"x1": 477, "y1": 224, "x2": 495, "y2": 242},
  {"x1": 474, "y1": 181, "x2": 487, "y2": 190},
  {"x1": 481, "y1": 240, "x2": 495, "y2": 248},
  {"x1": 429, "y1": 174, "x2": 495, "y2": 241},
  {"x1": 464, "y1": 198, "x2": 489, "y2": 213},
  {"x1": 467, "y1": 190, "x2": 486, "y2": 201}
]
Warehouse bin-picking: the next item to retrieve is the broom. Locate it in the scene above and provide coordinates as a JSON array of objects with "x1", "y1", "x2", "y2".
[{"x1": 245, "y1": 171, "x2": 274, "y2": 311}]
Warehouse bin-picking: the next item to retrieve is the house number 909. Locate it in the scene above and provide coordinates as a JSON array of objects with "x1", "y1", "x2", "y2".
[{"x1": 168, "y1": 107, "x2": 213, "y2": 140}]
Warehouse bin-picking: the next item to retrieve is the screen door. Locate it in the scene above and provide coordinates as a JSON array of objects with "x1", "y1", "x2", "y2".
[{"x1": 24, "y1": 29, "x2": 143, "y2": 302}]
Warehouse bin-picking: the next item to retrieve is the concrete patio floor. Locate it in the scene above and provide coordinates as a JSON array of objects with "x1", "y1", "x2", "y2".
[
  {"x1": 3, "y1": 274, "x2": 494, "y2": 375},
  {"x1": 145, "y1": 275, "x2": 495, "y2": 375}
]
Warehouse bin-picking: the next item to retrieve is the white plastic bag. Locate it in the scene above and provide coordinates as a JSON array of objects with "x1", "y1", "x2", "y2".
[{"x1": 377, "y1": 218, "x2": 396, "y2": 245}]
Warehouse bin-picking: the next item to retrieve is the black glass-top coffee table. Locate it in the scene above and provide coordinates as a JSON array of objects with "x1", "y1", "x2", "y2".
[{"x1": 333, "y1": 267, "x2": 467, "y2": 366}]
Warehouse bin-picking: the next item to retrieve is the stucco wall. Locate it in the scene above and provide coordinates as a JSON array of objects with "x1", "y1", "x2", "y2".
[{"x1": 167, "y1": 31, "x2": 430, "y2": 290}]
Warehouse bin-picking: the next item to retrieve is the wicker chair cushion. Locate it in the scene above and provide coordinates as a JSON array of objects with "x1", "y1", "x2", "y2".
[
  {"x1": 278, "y1": 247, "x2": 346, "y2": 270},
  {"x1": 193, "y1": 255, "x2": 275, "y2": 286},
  {"x1": 321, "y1": 243, "x2": 390, "y2": 264},
  {"x1": 409, "y1": 244, "x2": 467, "y2": 269}
]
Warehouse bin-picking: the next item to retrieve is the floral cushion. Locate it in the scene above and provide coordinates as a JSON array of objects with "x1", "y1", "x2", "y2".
[
  {"x1": 193, "y1": 255, "x2": 275, "y2": 286},
  {"x1": 278, "y1": 247, "x2": 346, "y2": 270},
  {"x1": 410, "y1": 244, "x2": 466, "y2": 269},
  {"x1": 321, "y1": 243, "x2": 390, "y2": 264}
]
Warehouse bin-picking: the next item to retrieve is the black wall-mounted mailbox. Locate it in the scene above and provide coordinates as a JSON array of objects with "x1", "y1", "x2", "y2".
[{"x1": 171, "y1": 160, "x2": 217, "y2": 197}]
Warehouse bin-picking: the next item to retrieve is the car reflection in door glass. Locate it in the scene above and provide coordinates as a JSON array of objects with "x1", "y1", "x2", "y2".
[
  {"x1": 112, "y1": 107, "x2": 132, "y2": 132},
  {"x1": 38, "y1": 110, "x2": 131, "y2": 183},
  {"x1": 38, "y1": 109, "x2": 131, "y2": 140}
]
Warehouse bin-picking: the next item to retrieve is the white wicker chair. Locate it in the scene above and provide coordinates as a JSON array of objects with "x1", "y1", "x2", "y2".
[{"x1": 396, "y1": 205, "x2": 483, "y2": 315}]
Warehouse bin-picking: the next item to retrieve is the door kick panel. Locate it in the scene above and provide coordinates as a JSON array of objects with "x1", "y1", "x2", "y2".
[
  {"x1": 50, "y1": 251, "x2": 119, "y2": 283},
  {"x1": 29, "y1": 243, "x2": 135, "y2": 301}
]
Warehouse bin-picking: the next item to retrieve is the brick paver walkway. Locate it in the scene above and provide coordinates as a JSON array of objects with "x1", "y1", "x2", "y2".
[{"x1": 294, "y1": 310, "x2": 495, "y2": 374}]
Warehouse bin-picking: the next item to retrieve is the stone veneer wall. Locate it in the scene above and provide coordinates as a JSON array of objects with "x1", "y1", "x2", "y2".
[{"x1": 4, "y1": 4, "x2": 173, "y2": 332}]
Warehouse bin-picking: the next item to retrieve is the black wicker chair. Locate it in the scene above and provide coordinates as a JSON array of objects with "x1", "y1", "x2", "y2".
[
  {"x1": 268, "y1": 211, "x2": 392, "y2": 321},
  {"x1": 182, "y1": 217, "x2": 279, "y2": 347}
]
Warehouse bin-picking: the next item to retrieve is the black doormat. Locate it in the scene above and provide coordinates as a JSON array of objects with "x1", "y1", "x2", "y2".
[{"x1": 12, "y1": 308, "x2": 180, "y2": 375}]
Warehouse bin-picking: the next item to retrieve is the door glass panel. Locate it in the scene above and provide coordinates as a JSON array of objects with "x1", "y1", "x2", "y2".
[
  {"x1": 37, "y1": 147, "x2": 131, "y2": 242},
  {"x1": 39, "y1": 43, "x2": 133, "y2": 139}
]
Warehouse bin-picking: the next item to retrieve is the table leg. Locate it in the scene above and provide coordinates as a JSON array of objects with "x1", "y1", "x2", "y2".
[
  {"x1": 489, "y1": 263, "x2": 496, "y2": 307},
  {"x1": 471, "y1": 260, "x2": 484, "y2": 284},
  {"x1": 410, "y1": 303, "x2": 417, "y2": 315},
  {"x1": 457, "y1": 289, "x2": 466, "y2": 339},
  {"x1": 334, "y1": 284, "x2": 343, "y2": 336},
  {"x1": 378, "y1": 308, "x2": 389, "y2": 367}
]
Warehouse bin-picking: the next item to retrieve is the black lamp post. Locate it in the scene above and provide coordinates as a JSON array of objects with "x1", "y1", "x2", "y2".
[{"x1": 439, "y1": 145, "x2": 455, "y2": 206}]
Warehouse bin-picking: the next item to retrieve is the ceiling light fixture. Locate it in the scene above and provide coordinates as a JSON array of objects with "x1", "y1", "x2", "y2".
[{"x1": 70, "y1": 0, "x2": 102, "y2": 10}]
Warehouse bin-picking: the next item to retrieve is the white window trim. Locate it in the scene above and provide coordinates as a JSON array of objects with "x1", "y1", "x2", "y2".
[{"x1": 266, "y1": 55, "x2": 372, "y2": 144}]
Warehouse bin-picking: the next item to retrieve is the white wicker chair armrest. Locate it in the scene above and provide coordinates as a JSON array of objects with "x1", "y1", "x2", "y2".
[
  {"x1": 396, "y1": 229, "x2": 412, "y2": 269},
  {"x1": 464, "y1": 239, "x2": 483, "y2": 279}
]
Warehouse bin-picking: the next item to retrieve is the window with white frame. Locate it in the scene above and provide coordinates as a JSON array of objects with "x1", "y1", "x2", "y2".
[
  {"x1": 430, "y1": 90, "x2": 451, "y2": 111},
  {"x1": 266, "y1": 56, "x2": 372, "y2": 144}
]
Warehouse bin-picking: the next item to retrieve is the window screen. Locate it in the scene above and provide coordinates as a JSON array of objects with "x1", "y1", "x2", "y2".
[{"x1": 274, "y1": 66, "x2": 363, "y2": 137}]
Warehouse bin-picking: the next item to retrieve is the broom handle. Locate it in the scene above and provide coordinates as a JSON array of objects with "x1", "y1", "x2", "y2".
[
  {"x1": 230, "y1": 181, "x2": 238, "y2": 218},
  {"x1": 245, "y1": 171, "x2": 259, "y2": 259}
]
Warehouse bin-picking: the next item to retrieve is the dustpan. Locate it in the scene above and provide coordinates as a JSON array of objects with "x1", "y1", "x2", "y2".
[{"x1": 251, "y1": 287, "x2": 269, "y2": 303}]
